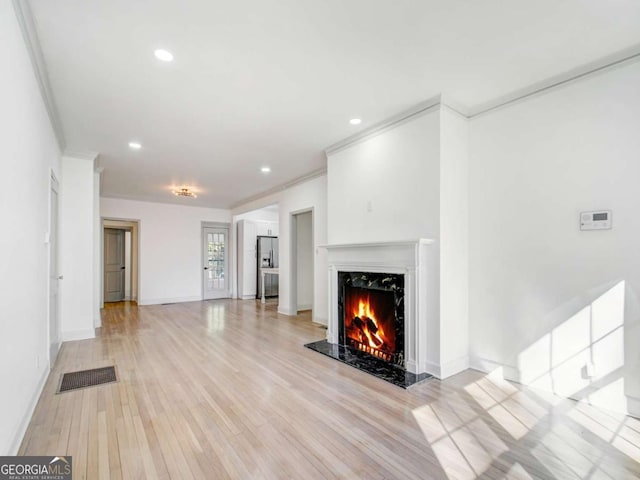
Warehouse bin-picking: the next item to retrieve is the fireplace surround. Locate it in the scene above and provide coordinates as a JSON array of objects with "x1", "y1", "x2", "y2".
[{"x1": 322, "y1": 239, "x2": 434, "y2": 377}]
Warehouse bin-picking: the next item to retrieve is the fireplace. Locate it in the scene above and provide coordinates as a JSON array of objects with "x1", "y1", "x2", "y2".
[
  {"x1": 338, "y1": 271, "x2": 404, "y2": 367},
  {"x1": 305, "y1": 239, "x2": 434, "y2": 387}
]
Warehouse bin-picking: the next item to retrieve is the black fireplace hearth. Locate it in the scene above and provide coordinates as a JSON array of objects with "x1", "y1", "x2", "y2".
[{"x1": 304, "y1": 340, "x2": 431, "y2": 388}]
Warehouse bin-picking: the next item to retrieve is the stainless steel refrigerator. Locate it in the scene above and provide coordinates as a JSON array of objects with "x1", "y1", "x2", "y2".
[{"x1": 256, "y1": 236, "x2": 279, "y2": 298}]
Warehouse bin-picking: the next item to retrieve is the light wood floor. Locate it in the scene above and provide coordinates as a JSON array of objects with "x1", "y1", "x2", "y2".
[{"x1": 20, "y1": 300, "x2": 640, "y2": 479}]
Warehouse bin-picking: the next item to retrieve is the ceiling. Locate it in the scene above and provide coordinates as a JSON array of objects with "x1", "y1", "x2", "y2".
[{"x1": 28, "y1": 0, "x2": 640, "y2": 208}]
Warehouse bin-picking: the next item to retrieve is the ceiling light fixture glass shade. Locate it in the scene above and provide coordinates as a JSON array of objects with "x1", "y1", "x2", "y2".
[
  {"x1": 349, "y1": 118, "x2": 362, "y2": 125},
  {"x1": 261, "y1": 166, "x2": 271, "y2": 173},
  {"x1": 128, "y1": 142, "x2": 142, "y2": 149},
  {"x1": 172, "y1": 187, "x2": 197, "y2": 198},
  {"x1": 154, "y1": 49, "x2": 174, "y2": 62}
]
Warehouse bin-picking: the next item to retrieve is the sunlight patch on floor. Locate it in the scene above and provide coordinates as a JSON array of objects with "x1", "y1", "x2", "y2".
[
  {"x1": 502, "y1": 462, "x2": 534, "y2": 480},
  {"x1": 413, "y1": 379, "x2": 511, "y2": 479}
]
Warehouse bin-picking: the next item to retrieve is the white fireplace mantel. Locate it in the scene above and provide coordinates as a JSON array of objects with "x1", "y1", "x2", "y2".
[{"x1": 321, "y1": 239, "x2": 434, "y2": 375}]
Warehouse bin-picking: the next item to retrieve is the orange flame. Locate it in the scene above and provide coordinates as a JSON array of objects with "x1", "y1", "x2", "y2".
[{"x1": 351, "y1": 294, "x2": 386, "y2": 349}]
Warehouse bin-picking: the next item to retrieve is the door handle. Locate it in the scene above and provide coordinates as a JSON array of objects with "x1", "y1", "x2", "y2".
[
  {"x1": 57, "y1": 275, "x2": 64, "y2": 280},
  {"x1": 121, "y1": 266, "x2": 125, "y2": 270},
  {"x1": 204, "y1": 267, "x2": 208, "y2": 270}
]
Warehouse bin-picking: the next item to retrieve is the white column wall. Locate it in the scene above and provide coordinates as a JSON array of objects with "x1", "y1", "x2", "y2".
[{"x1": 60, "y1": 155, "x2": 98, "y2": 341}]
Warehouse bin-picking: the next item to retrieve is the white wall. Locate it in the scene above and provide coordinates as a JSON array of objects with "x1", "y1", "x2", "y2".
[
  {"x1": 232, "y1": 175, "x2": 328, "y2": 324},
  {"x1": 327, "y1": 111, "x2": 441, "y2": 244},
  {"x1": 60, "y1": 155, "x2": 98, "y2": 341},
  {"x1": 439, "y1": 107, "x2": 470, "y2": 377},
  {"x1": 327, "y1": 110, "x2": 444, "y2": 371},
  {"x1": 100, "y1": 197, "x2": 231, "y2": 305},
  {"x1": 234, "y1": 206, "x2": 279, "y2": 223},
  {"x1": 468, "y1": 60, "x2": 640, "y2": 416},
  {"x1": 296, "y1": 211, "x2": 313, "y2": 310},
  {"x1": 0, "y1": 0, "x2": 61, "y2": 454}
]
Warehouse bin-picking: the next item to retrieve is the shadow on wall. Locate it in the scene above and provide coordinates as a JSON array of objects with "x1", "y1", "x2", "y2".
[{"x1": 516, "y1": 280, "x2": 639, "y2": 416}]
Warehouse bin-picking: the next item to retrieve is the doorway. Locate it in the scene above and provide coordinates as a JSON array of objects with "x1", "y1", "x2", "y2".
[
  {"x1": 102, "y1": 219, "x2": 139, "y2": 305},
  {"x1": 203, "y1": 224, "x2": 231, "y2": 299},
  {"x1": 291, "y1": 209, "x2": 314, "y2": 314},
  {"x1": 104, "y1": 228, "x2": 125, "y2": 302},
  {"x1": 49, "y1": 174, "x2": 60, "y2": 366}
]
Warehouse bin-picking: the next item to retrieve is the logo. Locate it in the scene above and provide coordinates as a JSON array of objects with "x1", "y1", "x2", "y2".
[{"x1": 0, "y1": 456, "x2": 72, "y2": 480}]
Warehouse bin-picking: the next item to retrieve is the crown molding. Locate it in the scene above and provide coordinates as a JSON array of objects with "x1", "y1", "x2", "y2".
[
  {"x1": 324, "y1": 95, "x2": 443, "y2": 156},
  {"x1": 62, "y1": 150, "x2": 99, "y2": 162},
  {"x1": 468, "y1": 43, "x2": 640, "y2": 118},
  {"x1": 325, "y1": 44, "x2": 640, "y2": 157},
  {"x1": 12, "y1": 0, "x2": 66, "y2": 151},
  {"x1": 230, "y1": 167, "x2": 327, "y2": 210}
]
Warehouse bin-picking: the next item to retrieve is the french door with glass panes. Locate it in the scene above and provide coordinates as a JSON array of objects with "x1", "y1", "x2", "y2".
[{"x1": 203, "y1": 226, "x2": 230, "y2": 299}]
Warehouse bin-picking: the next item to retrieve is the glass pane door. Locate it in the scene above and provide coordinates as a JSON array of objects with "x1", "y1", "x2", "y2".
[{"x1": 203, "y1": 226, "x2": 229, "y2": 299}]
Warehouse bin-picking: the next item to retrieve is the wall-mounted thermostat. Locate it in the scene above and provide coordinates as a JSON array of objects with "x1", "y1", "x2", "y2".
[{"x1": 580, "y1": 210, "x2": 612, "y2": 230}]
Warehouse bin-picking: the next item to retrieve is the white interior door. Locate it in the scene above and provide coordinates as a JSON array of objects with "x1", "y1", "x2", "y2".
[
  {"x1": 49, "y1": 176, "x2": 60, "y2": 366},
  {"x1": 203, "y1": 226, "x2": 230, "y2": 299}
]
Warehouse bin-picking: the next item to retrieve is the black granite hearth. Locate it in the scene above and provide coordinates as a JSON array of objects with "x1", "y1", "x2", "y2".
[{"x1": 304, "y1": 340, "x2": 432, "y2": 389}]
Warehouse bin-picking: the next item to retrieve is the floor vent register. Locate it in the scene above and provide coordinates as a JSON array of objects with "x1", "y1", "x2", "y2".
[{"x1": 57, "y1": 366, "x2": 118, "y2": 393}]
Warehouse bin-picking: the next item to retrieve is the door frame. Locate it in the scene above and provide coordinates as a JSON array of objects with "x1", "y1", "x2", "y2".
[
  {"x1": 290, "y1": 208, "x2": 314, "y2": 316},
  {"x1": 100, "y1": 218, "x2": 141, "y2": 312},
  {"x1": 48, "y1": 171, "x2": 60, "y2": 368},
  {"x1": 103, "y1": 228, "x2": 126, "y2": 302},
  {"x1": 201, "y1": 222, "x2": 232, "y2": 300}
]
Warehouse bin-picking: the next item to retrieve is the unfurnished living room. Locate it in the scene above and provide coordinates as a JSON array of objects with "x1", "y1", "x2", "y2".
[{"x1": 2, "y1": 0, "x2": 640, "y2": 478}]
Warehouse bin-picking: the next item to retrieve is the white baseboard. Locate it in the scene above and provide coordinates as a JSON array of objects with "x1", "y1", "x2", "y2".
[
  {"x1": 277, "y1": 306, "x2": 295, "y2": 316},
  {"x1": 423, "y1": 356, "x2": 470, "y2": 379},
  {"x1": 469, "y1": 355, "x2": 520, "y2": 381},
  {"x1": 61, "y1": 328, "x2": 96, "y2": 342},
  {"x1": 312, "y1": 315, "x2": 327, "y2": 326},
  {"x1": 138, "y1": 295, "x2": 202, "y2": 306},
  {"x1": 241, "y1": 294, "x2": 256, "y2": 300},
  {"x1": 8, "y1": 365, "x2": 49, "y2": 455},
  {"x1": 470, "y1": 355, "x2": 640, "y2": 419},
  {"x1": 425, "y1": 361, "x2": 441, "y2": 378},
  {"x1": 440, "y1": 355, "x2": 470, "y2": 379},
  {"x1": 297, "y1": 304, "x2": 312, "y2": 311},
  {"x1": 627, "y1": 396, "x2": 640, "y2": 419}
]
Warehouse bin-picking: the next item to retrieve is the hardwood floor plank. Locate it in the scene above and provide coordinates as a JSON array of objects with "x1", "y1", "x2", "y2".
[{"x1": 17, "y1": 299, "x2": 640, "y2": 479}]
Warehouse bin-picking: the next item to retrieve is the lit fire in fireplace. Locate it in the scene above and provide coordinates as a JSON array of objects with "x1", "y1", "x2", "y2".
[{"x1": 344, "y1": 290, "x2": 396, "y2": 362}]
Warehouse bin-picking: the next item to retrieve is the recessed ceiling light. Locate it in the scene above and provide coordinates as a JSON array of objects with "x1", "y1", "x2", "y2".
[
  {"x1": 261, "y1": 166, "x2": 271, "y2": 173},
  {"x1": 154, "y1": 49, "x2": 174, "y2": 62},
  {"x1": 350, "y1": 118, "x2": 362, "y2": 125},
  {"x1": 128, "y1": 142, "x2": 142, "y2": 149}
]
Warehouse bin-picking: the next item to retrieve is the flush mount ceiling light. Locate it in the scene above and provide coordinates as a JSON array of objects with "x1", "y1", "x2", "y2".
[
  {"x1": 349, "y1": 118, "x2": 362, "y2": 125},
  {"x1": 172, "y1": 187, "x2": 197, "y2": 198},
  {"x1": 128, "y1": 142, "x2": 142, "y2": 149},
  {"x1": 154, "y1": 49, "x2": 174, "y2": 62},
  {"x1": 261, "y1": 166, "x2": 271, "y2": 173}
]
